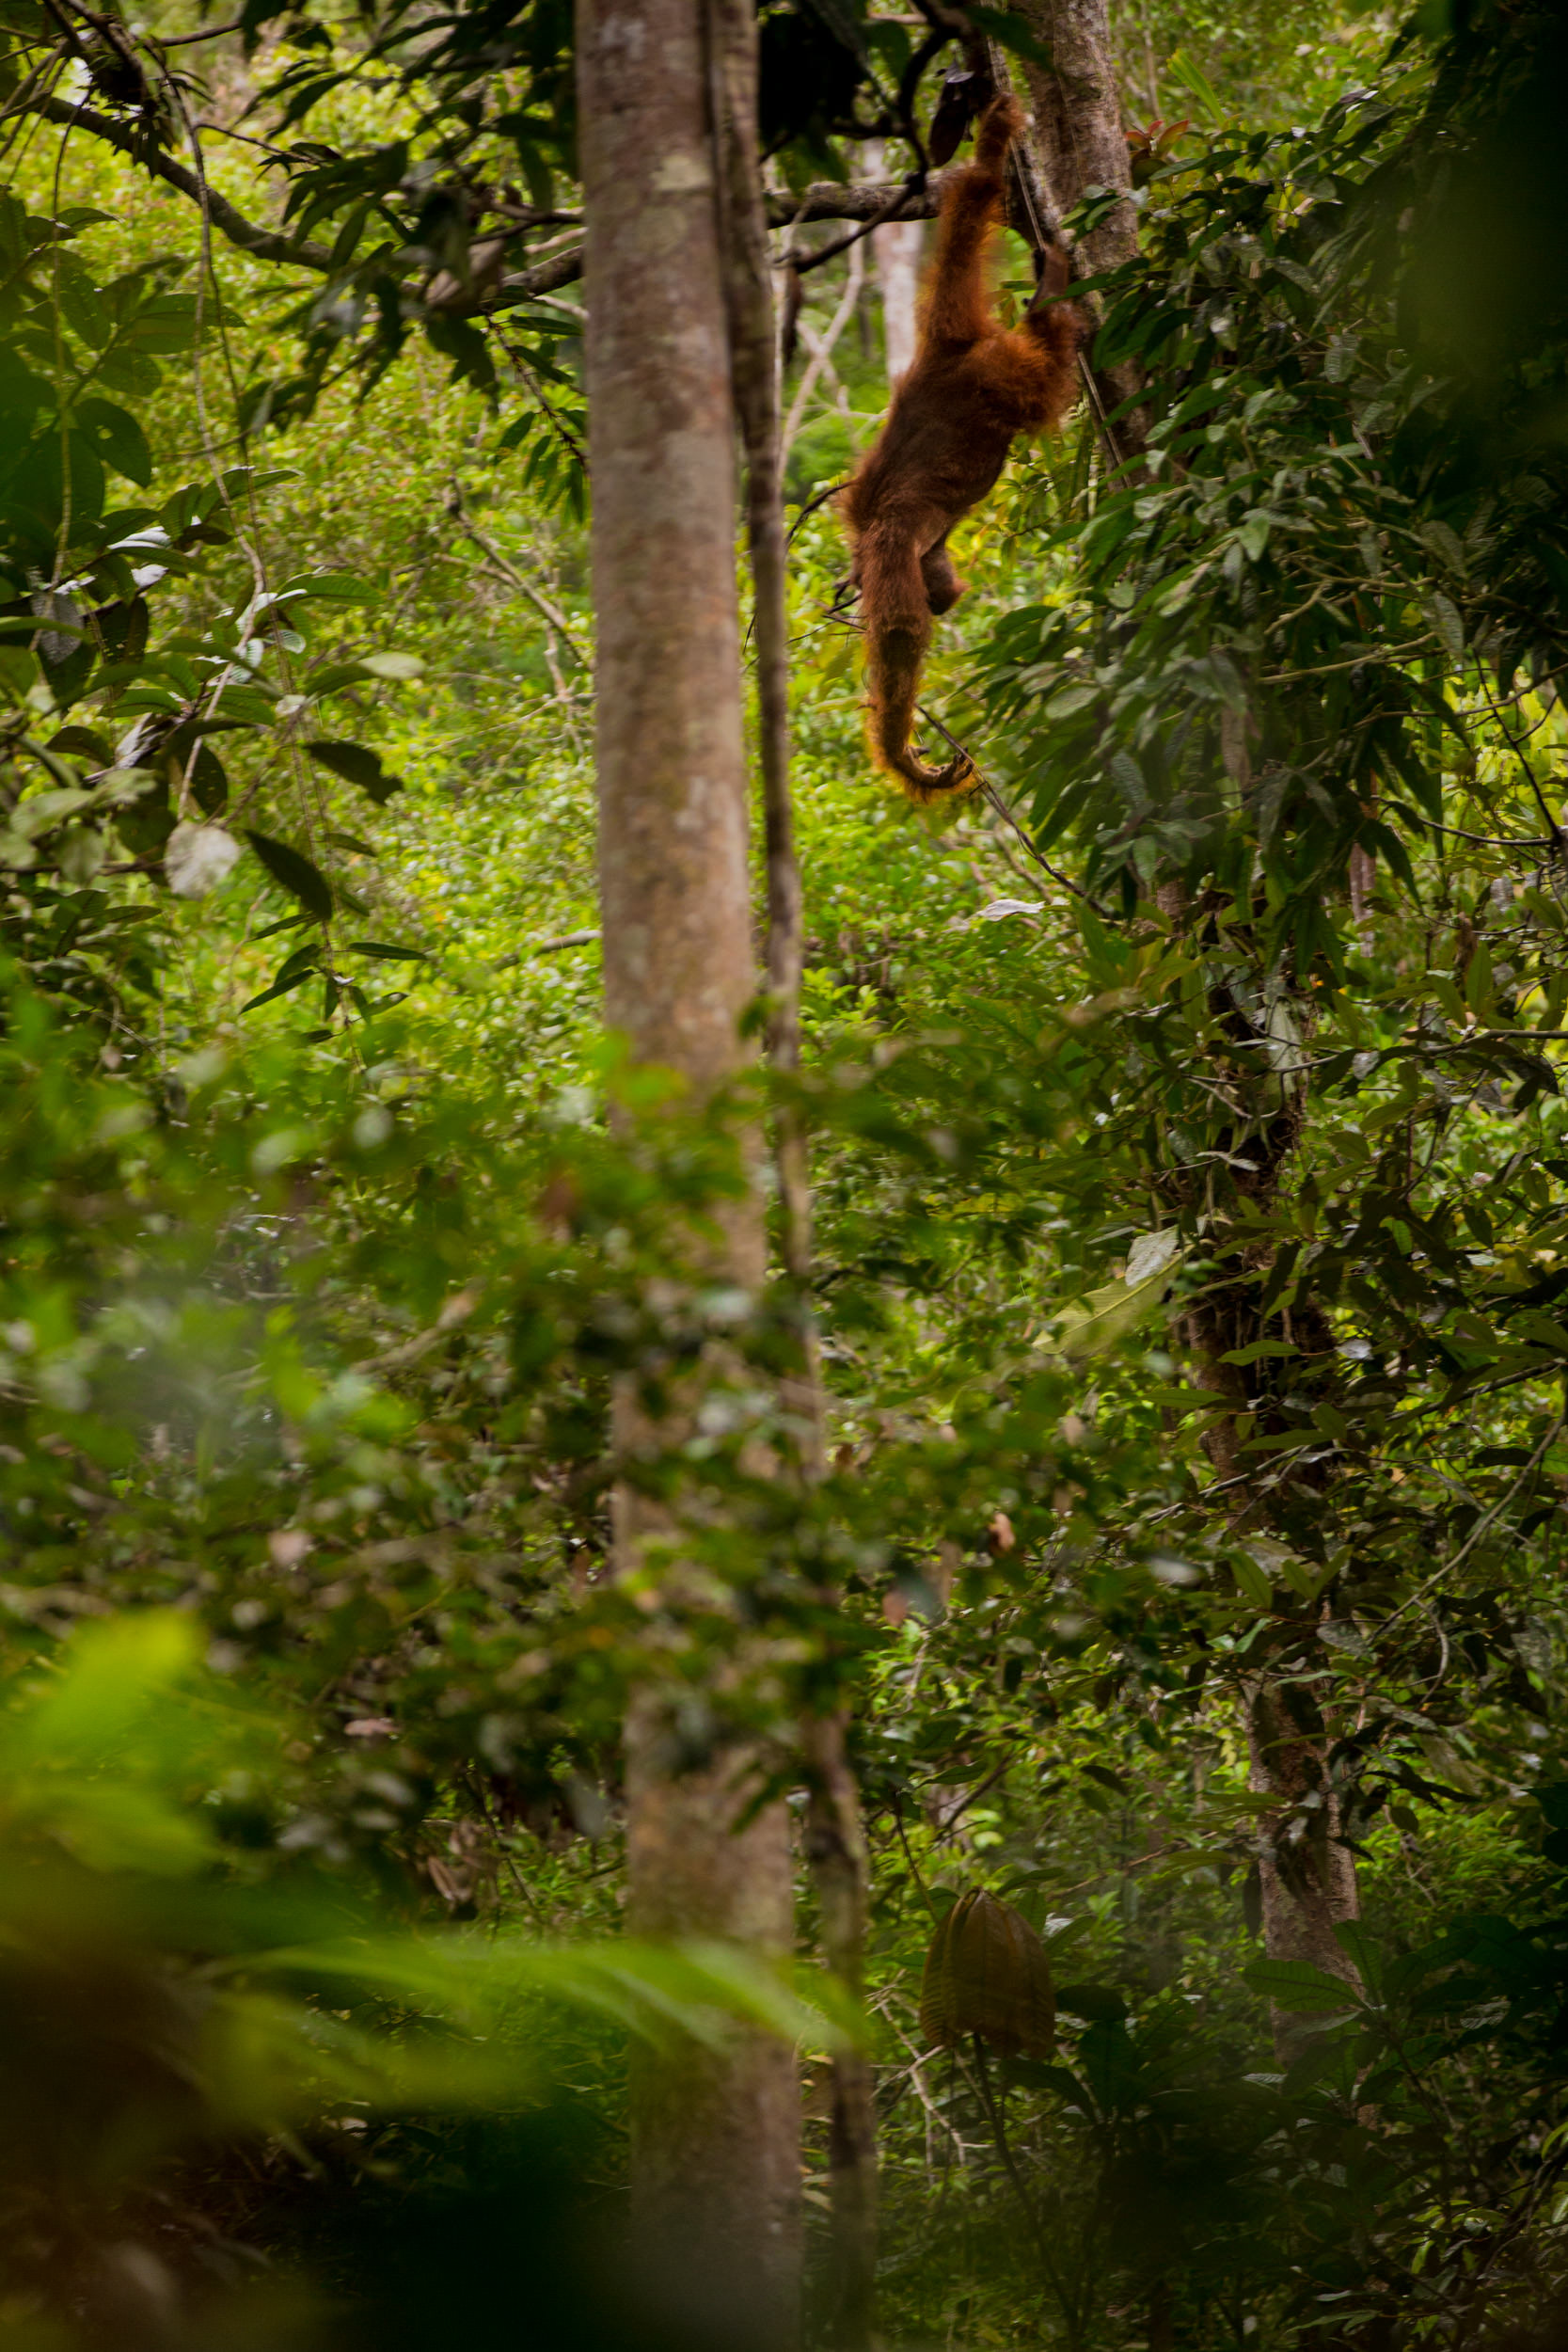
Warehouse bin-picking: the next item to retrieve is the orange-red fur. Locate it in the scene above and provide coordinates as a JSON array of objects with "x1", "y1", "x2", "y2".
[{"x1": 840, "y1": 97, "x2": 1085, "y2": 801}]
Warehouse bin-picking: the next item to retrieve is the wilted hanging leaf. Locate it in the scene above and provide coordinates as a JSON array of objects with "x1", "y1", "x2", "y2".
[
  {"x1": 920, "y1": 1888, "x2": 1055, "y2": 2058},
  {"x1": 929, "y1": 70, "x2": 985, "y2": 167}
]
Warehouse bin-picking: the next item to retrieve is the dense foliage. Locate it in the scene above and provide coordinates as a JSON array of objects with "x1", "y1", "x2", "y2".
[{"x1": 1, "y1": 0, "x2": 1567, "y2": 2345}]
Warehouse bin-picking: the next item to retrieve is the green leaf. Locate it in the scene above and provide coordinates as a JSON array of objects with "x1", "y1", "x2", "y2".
[
  {"x1": 305, "y1": 738, "x2": 403, "y2": 803},
  {"x1": 73, "y1": 398, "x2": 151, "y2": 486},
  {"x1": 242, "y1": 961, "x2": 320, "y2": 1013},
  {"x1": 347, "y1": 940, "x2": 428, "y2": 961},
  {"x1": 1228, "y1": 1553, "x2": 1274, "y2": 1610},
  {"x1": 1245, "y1": 1959, "x2": 1359, "y2": 2014},
  {"x1": 245, "y1": 829, "x2": 334, "y2": 920},
  {"x1": 359, "y1": 651, "x2": 424, "y2": 681},
  {"x1": 1164, "y1": 49, "x2": 1227, "y2": 124}
]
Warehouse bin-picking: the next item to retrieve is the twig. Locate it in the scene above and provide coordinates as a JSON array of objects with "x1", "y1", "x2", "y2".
[
  {"x1": 786, "y1": 478, "x2": 847, "y2": 547},
  {"x1": 1370, "y1": 1414, "x2": 1566, "y2": 1638},
  {"x1": 491, "y1": 928, "x2": 599, "y2": 969},
  {"x1": 27, "y1": 90, "x2": 331, "y2": 266},
  {"x1": 445, "y1": 485, "x2": 593, "y2": 672},
  {"x1": 936, "y1": 1754, "x2": 1011, "y2": 1836},
  {"x1": 970, "y1": 2034, "x2": 1058, "y2": 2285},
  {"x1": 912, "y1": 700, "x2": 1109, "y2": 910},
  {"x1": 157, "y1": 15, "x2": 244, "y2": 41},
  {"x1": 892, "y1": 1792, "x2": 940, "y2": 1916},
  {"x1": 492, "y1": 327, "x2": 590, "y2": 471},
  {"x1": 791, "y1": 173, "x2": 925, "y2": 277}
]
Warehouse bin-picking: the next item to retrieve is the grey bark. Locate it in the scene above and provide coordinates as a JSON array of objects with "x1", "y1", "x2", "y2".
[
  {"x1": 1010, "y1": 0, "x2": 1148, "y2": 460},
  {"x1": 577, "y1": 0, "x2": 800, "y2": 2340}
]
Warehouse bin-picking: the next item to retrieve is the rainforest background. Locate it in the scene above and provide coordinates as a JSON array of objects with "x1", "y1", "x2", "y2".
[{"x1": 1, "y1": 0, "x2": 1567, "y2": 2345}]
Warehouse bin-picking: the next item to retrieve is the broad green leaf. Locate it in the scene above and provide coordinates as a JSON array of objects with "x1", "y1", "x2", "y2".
[
  {"x1": 1245, "y1": 1959, "x2": 1359, "y2": 2013},
  {"x1": 305, "y1": 738, "x2": 403, "y2": 803},
  {"x1": 73, "y1": 397, "x2": 151, "y2": 486},
  {"x1": 245, "y1": 829, "x2": 334, "y2": 920}
]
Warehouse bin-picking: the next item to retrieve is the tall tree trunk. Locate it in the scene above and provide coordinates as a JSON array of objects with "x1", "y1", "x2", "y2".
[
  {"x1": 577, "y1": 2, "x2": 800, "y2": 2342},
  {"x1": 1010, "y1": 0, "x2": 1147, "y2": 460},
  {"x1": 1011, "y1": 0, "x2": 1355, "y2": 2034},
  {"x1": 708, "y1": 15, "x2": 879, "y2": 2331}
]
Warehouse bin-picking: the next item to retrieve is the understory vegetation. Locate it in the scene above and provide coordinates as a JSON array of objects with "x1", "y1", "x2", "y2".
[{"x1": 2, "y1": 0, "x2": 1567, "y2": 2344}]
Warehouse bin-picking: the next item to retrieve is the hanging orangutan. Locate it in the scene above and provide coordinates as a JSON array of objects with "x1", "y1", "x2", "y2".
[{"x1": 839, "y1": 95, "x2": 1085, "y2": 801}]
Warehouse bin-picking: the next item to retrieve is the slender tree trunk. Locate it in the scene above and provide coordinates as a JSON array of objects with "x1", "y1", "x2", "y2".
[
  {"x1": 705, "y1": 0, "x2": 814, "y2": 1321},
  {"x1": 578, "y1": 2, "x2": 800, "y2": 2341},
  {"x1": 803, "y1": 1715, "x2": 879, "y2": 2349},
  {"x1": 707, "y1": 15, "x2": 879, "y2": 2332},
  {"x1": 1014, "y1": 0, "x2": 1138, "y2": 275}
]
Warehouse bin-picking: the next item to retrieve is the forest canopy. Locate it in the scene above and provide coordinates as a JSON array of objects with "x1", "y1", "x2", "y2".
[{"x1": 0, "y1": 0, "x2": 1567, "y2": 2346}]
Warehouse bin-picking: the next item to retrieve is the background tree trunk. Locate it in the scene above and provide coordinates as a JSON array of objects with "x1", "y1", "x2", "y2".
[
  {"x1": 803, "y1": 1715, "x2": 879, "y2": 2349},
  {"x1": 874, "y1": 217, "x2": 924, "y2": 385},
  {"x1": 1246, "y1": 1676, "x2": 1361, "y2": 2063},
  {"x1": 577, "y1": 0, "x2": 800, "y2": 2340},
  {"x1": 1182, "y1": 1292, "x2": 1362, "y2": 2061},
  {"x1": 863, "y1": 143, "x2": 922, "y2": 386}
]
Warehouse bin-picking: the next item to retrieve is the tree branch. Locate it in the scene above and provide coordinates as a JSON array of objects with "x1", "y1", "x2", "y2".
[
  {"x1": 489, "y1": 179, "x2": 950, "y2": 313},
  {"x1": 765, "y1": 175, "x2": 947, "y2": 229},
  {"x1": 29, "y1": 92, "x2": 334, "y2": 268},
  {"x1": 24, "y1": 96, "x2": 950, "y2": 318}
]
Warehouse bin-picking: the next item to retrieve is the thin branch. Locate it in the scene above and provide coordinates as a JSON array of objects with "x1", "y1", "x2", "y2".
[
  {"x1": 936, "y1": 1754, "x2": 1012, "y2": 1836},
  {"x1": 492, "y1": 929, "x2": 599, "y2": 969},
  {"x1": 154, "y1": 15, "x2": 244, "y2": 40},
  {"x1": 792, "y1": 175, "x2": 924, "y2": 277},
  {"x1": 767, "y1": 177, "x2": 948, "y2": 229},
  {"x1": 1370, "y1": 1415, "x2": 1567, "y2": 1637},
  {"x1": 912, "y1": 699, "x2": 1110, "y2": 912},
  {"x1": 970, "y1": 2035, "x2": 1059, "y2": 2286}
]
